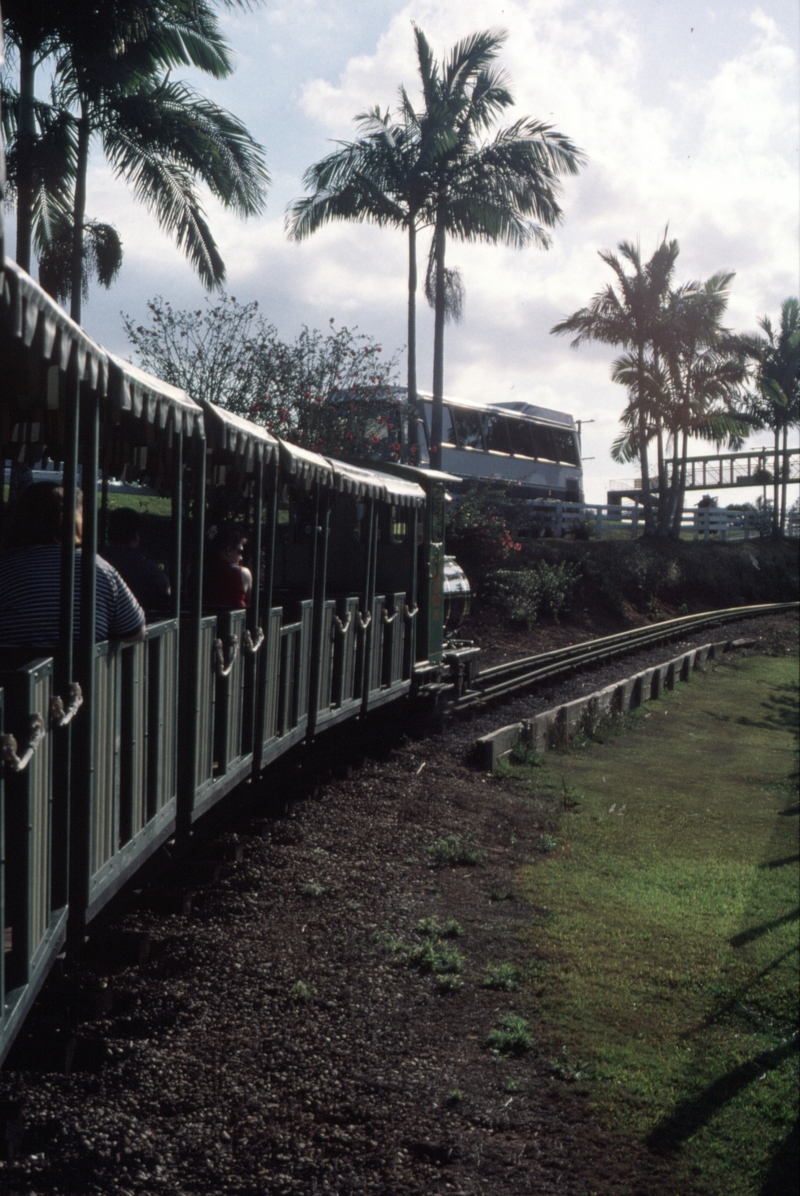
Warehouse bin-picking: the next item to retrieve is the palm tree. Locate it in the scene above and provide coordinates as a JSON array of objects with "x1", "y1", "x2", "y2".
[
  {"x1": 417, "y1": 28, "x2": 584, "y2": 471},
  {"x1": 739, "y1": 299, "x2": 800, "y2": 535},
  {"x1": 2, "y1": 0, "x2": 268, "y2": 319},
  {"x1": 552, "y1": 236, "x2": 679, "y2": 535},
  {"x1": 288, "y1": 25, "x2": 584, "y2": 471},
  {"x1": 612, "y1": 273, "x2": 748, "y2": 536},
  {"x1": 287, "y1": 102, "x2": 433, "y2": 456}
]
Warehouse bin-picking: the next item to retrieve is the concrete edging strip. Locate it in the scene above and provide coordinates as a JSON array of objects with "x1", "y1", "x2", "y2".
[{"x1": 475, "y1": 639, "x2": 741, "y2": 772}]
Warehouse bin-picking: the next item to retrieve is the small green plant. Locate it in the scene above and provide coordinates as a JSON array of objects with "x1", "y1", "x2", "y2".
[
  {"x1": 426, "y1": 835, "x2": 485, "y2": 867},
  {"x1": 511, "y1": 741, "x2": 545, "y2": 767},
  {"x1": 490, "y1": 889, "x2": 517, "y2": 902},
  {"x1": 446, "y1": 1088, "x2": 464, "y2": 1105},
  {"x1": 482, "y1": 963, "x2": 518, "y2": 991},
  {"x1": 407, "y1": 941, "x2": 465, "y2": 976},
  {"x1": 437, "y1": 973, "x2": 464, "y2": 993},
  {"x1": 485, "y1": 1015, "x2": 533, "y2": 1056},
  {"x1": 372, "y1": 929, "x2": 407, "y2": 957},
  {"x1": 290, "y1": 981, "x2": 311, "y2": 1002},
  {"x1": 540, "y1": 834, "x2": 559, "y2": 853},
  {"x1": 416, "y1": 916, "x2": 463, "y2": 939},
  {"x1": 505, "y1": 1077, "x2": 526, "y2": 1094},
  {"x1": 677, "y1": 602, "x2": 689, "y2": 617},
  {"x1": 300, "y1": 880, "x2": 325, "y2": 897}
]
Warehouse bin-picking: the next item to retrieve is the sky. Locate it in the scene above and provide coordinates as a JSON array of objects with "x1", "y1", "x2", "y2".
[{"x1": 5, "y1": 0, "x2": 800, "y2": 503}]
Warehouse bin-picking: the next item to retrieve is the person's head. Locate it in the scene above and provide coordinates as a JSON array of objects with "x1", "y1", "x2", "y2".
[
  {"x1": 5, "y1": 482, "x2": 83, "y2": 549},
  {"x1": 216, "y1": 523, "x2": 247, "y2": 566},
  {"x1": 108, "y1": 506, "x2": 141, "y2": 548}
]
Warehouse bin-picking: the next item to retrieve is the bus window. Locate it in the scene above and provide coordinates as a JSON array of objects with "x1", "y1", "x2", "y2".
[
  {"x1": 506, "y1": 418, "x2": 533, "y2": 457},
  {"x1": 452, "y1": 407, "x2": 484, "y2": 450},
  {"x1": 483, "y1": 413, "x2": 510, "y2": 454},
  {"x1": 551, "y1": 429, "x2": 580, "y2": 465},
  {"x1": 530, "y1": 424, "x2": 556, "y2": 460},
  {"x1": 442, "y1": 405, "x2": 456, "y2": 446}
]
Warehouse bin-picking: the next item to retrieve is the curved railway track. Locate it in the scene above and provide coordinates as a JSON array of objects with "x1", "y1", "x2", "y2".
[{"x1": 453, "y1": 601, "x2": 799, "y2": 709}]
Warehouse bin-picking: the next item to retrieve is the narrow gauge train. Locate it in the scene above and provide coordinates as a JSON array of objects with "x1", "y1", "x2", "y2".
[
  {"x1": 359, "y1": 390, "x2": 584, "y2": 503},
  {"x1": 0, "y1": 254, "x2": 476, "y2": 1067}
]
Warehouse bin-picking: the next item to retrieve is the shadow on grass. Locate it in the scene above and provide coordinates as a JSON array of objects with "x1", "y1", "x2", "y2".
[
  {"x1": 703, "y1": 946, "x2": 799, "y2": 1027},
  {"x1": 647, "y1": 1036, "x2": 799, "y2": 1155},
  {"x1": 759, "y1": 1115, "x2": 799, "y2": 1196},
  {"x1": 760, "y1": 854, "x2": 800, "y2": 870},
  {"x1": 729, "y1": 908, "x2": 799, "y2": 948},
  {"x1": 736, "y1": 682, "x2": 800, "y2": 738}
]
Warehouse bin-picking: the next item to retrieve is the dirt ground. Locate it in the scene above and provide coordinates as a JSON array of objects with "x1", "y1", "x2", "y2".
[{"x1": 0, "y1": 609, "x2": 796, "y2": 1196}]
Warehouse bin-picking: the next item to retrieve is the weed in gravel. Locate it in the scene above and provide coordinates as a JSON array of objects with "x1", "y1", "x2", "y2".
[
  {"x1": 505, "y1": 1077, "x2": 526, "y2": 1094},
  {"x1": 300, "y1": 880, "x2": 325, "y2": 897},
  {"x1": 490, "y1": 888, "x2": 517, "y2": 902},
  {"x1": 437, "y1": 973, "x2": 464, "y2": 993},
  {"x1": 426, "y1": 835, "x2": 485, "y2": 867},
  {"x1": 482, "y1": 964, "x2": 518, "y2": 991},
  {"x1": 446, "y1": 1089, "x2": 464, "y2": 1104},
  {"x1": 540, "y1": 834, "x2": 559, "y2": 852},
  {"x1": 485, "y1": 1015, "x2": 533, "y2": 1056},
  {"x1": 290, "y1": 981, "x2": 311, "y2": 1003},
  {"x1": 416, "y1": 916, "x2": 463, "y2": 939},
  {"x1": 372, "y1": 929, "x2": 407, "y2": 957},
  {"x1": 407, "y1": 941, "x2": 465, "y2": 976}
]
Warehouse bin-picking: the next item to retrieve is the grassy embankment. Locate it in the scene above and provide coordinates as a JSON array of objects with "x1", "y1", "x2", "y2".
[{"x1": 509, "y1": 654, "x2": 798, "y2": 1194}]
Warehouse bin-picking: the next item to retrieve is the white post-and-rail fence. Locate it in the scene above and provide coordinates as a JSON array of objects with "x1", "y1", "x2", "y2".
[{"x1": 511, "y1": 501, "x2": 800, "y2": 542}]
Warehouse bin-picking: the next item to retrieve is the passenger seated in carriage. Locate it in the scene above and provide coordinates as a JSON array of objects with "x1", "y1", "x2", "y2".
[
  {"x1": 0, "y1": 482, "x2": 145, "y2": 647},
  {"x1": 101, "y1": 506, "x2": 171, "y2": 615},
  {"x1": 204, "y1": 523, "x2": 252, "y2": 609}
]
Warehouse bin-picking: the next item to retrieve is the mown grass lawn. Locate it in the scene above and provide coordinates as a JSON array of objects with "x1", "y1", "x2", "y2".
[{"x1": 514, "y1": 654, "x2": 799, "y2": 1195}]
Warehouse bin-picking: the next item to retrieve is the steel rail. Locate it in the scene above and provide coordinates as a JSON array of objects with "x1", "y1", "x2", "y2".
[{"x1": 455, "y1": 601, "x2": 799, "y2": 709}]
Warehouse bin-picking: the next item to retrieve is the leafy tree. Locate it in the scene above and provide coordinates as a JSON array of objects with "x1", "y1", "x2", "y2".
[
  {"x1": 552, "y1": 236, "x2": 680, "y2": 535},
  {"x1": 124, "y1": 293, "x2": 403, "y2": 459},
  {"x1": 739, "y1": 298, "x2": 800, "y2": 535}
]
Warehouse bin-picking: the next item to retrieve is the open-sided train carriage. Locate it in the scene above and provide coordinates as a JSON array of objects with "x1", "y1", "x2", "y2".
[{"x1": 0, "y1": 258, "x2": 205, "y2": 1062}]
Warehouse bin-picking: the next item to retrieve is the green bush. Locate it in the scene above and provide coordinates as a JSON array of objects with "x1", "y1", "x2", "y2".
[{"x1": 486, "y1": 561, "x2": 580, "y2": 626}]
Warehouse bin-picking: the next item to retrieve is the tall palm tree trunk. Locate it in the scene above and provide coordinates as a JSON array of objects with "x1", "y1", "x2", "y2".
[
  {"x1": 15, "y1": 41, "x2": 36, "y2": 273},
  {"x1": 430, "y1": 221, "x2": 446, "y2": 474},
  {"x1": 670, "y1": 428, "x2": 689, "y2": 539},
  {"x1": 636, "y1": 345, "x2": 655, "y2": 535},
  {"x1": 772, "y1": 425, "x2": 780, "y2": 536},
  {"x1": 780, "y1": 422, "x2": 788, "y2": 534},
  {"x1": 406, "y1": 219, "x2": 418, "y2": 458},
  {"x1": 70, "y1": 102, "x2": 90, "y2": 324}
]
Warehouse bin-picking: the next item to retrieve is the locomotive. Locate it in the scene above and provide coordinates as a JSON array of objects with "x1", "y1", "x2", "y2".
[{"x1": 0, "y1": 256, "x2": 479, "y2": 1067}]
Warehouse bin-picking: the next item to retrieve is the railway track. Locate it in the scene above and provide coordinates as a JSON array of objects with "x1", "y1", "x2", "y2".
[{"x1": 454, "y1": 601, "x2": 799, "y2": 709}]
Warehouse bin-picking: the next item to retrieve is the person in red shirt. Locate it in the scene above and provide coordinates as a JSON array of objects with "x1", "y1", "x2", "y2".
[{"x1": 205, "y1": 524, "x2": 252, "y2": 608}]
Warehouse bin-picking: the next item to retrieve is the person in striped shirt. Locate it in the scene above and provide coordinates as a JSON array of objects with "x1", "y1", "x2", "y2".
[{"x1": 0, "y1": 482, "x2": 145, "y2": 648}]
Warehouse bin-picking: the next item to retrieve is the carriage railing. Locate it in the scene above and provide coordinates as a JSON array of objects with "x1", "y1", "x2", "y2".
[
  {"x1": 258, "y1": 600, "x2": 314, "y2": 764},
  {"x1": 187, "y1": 608, "x2": 250, "y2": 818},
  {"x1": 1, "y1": 653, "x2": 67, "y2": 1061},
  {"x1": 88, "y1": 619, "x2": 179, "y2": 904}
]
